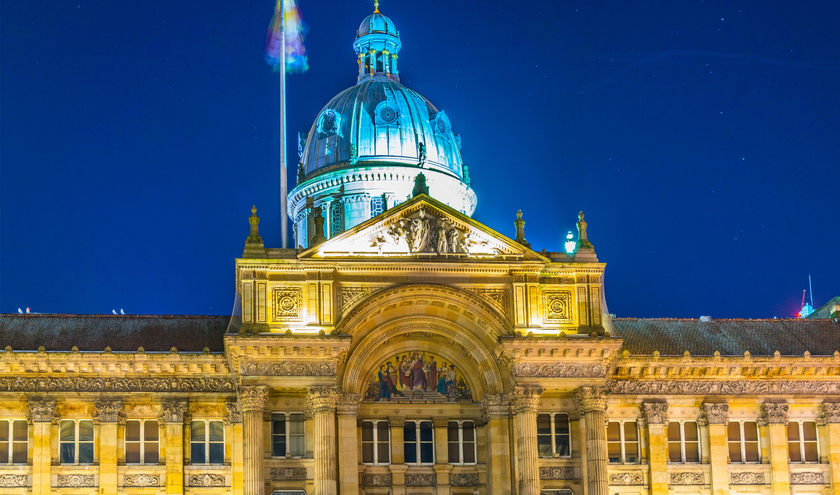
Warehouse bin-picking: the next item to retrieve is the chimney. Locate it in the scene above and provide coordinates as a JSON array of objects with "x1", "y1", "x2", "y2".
[{"x1": 700, "y1": 316, "x2": 712, "y2": 323}]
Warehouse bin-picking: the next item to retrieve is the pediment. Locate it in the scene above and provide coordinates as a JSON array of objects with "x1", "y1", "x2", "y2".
[{"x1": 299, "y1": 195, "x2": 547, "y2": 261}]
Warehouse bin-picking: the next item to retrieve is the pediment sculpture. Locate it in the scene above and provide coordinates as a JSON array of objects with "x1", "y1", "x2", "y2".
[{"x1": 380, "y1": 209, "x2": 481, "y2": 255}]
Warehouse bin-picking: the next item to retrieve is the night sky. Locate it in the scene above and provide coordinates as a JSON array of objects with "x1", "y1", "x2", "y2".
[{"x1": 2, "y1": 0, "x2": 838, "y2": 319}]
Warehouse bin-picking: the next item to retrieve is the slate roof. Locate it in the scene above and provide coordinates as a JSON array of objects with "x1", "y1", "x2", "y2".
[
  {"x1": 807, "y1": 296, "x2": 840, "y2": 319},
  {"x1": 0, "y1": 314, "x2": 228, "y2": 352},
  {"x1": 613, "y1": 317, "x2": 840, "y2": 357}
]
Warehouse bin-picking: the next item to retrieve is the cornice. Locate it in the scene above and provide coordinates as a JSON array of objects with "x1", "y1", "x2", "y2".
[{"x1": 610, "y1": 379, "x2": 840, "y2": 396}]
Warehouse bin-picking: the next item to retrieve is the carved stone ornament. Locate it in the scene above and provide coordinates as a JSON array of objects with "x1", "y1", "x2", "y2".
[
  {"x1": 539, "y1": 466, "x2": 575, "y2": 480},
  {"x1": 28, "y1": 399, "x2": 56, "y2": 423},
  {"x1": 609, "y1": 472, "x2": 644, "y2": 485},
  {"x1": 609, "y1": 379, "x2": 840, "y2": 396},
  {"x1": 820, "y1": 403, "x2": 840, "y2": 424},
  {"x1": 761, "y1": 402, "x2": 789, "y2": 424},
  {"x1": 4, "y1": 376, "x2": 234, "y2": 393},
  {"x1": 0, "y1": 475, "x2": 27, "y2": 487},
  {"x1": 273, "y1": 287, "x2": 302, "y2": 321},
  {"x1": 225, "y1": 401, "x2": 242, "y2": 424},
  {"x1": 240, "y1": 360, "x2": 336, "y2": 377},
  {"x1": 543, "y1": 290, "x2": 573, "y2": 324},
  {"x1": 480, "y1": 393, "x2": 510, "y2": 419},
  {"x1": 336, "y1": 393, "x2": 362, "y2": 416},
  {"x1": 124, "y1": 474, "x2": 161, "y2": 487},
  {"x1": 158, "y1": 400, "x2": 189, "y2": 424},
  {"x1": 269, "y1": 467, "x2": 307, "y2": 481},
  {"x1": 641, "y1": 402, "x2": 668, "y2": 424},
  {"x1": 575, "y1": 386, "x2": 609, "y2": 413},
  {"x1": 670, "y1": 472, "x2": 704, "y2": 485},
  {"x1": 465, "y1": 288, "x2": 509, "y2": 316},
  {"x1": 340, "y1": 286, "x2": 383, "y2": 314},
  {"x1": 513, "y1": 362, "x2": 606, "y2": 378},
  {"x1": 94, "y1": 399, "x2": 123, "y2": 423},
  {"x1": 729, "y1": 472, "x2": 765, "y2": 485},
  {"x1": 308, "y1": 386, "x2": 340, "y2": 413},
  {"x1": 450, "y1": 473, "x2": 479, "y2": 486},
  {"x1": 238, "y1": 386, "x2": 269, "y2": 412},
  {"x1": 790, "y1": 472, "x2": 823, "y2": 484},
  {"x1": 512, "y1": 386, "x2": 543, "y2": 413},
  {"x1": 57, "y1": 474, "x2": 94, "y2": 487},
  {"x1": 386, "y1": 209, "x2": 471, "y2": 255},
  {"x1": 406, "y1": 473, "x2": 437, "y2": 486},
  {"x1": 189, "y1": 474, "x2": 226, "y2": 487},
  {"x1": 362, "y1": 473, "x2": 392, "y2": 486},
  {"x1": 702, "y1": 403, "x2": 729, "y2": 425}
]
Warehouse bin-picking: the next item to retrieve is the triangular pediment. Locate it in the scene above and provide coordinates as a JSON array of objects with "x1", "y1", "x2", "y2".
[{"x1": 299, "y1": 195, "x2": 548, "y2": 261}]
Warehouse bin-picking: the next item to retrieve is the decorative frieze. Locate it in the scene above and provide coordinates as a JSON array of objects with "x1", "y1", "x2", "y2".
[
  {"x1": 670, "y1": 472, "x2": 704, "y2": 485},
  {"x1": 641, "y1": 402, "x2": 668, "y2": 424},
  {"x1": 270, "y1": 467, "x2": 307, "y2": 481},
  {"x1": 610, "y1": 380, "x2": 840, "y2": 396},
  {"x1": 361, "y1": 473, "x2": 392, "y2": 486},
  {"x1": 512, "y1": 386, "x2": 543, "y2": 414},
  {"x1": 730, "y1": 472, "x2": 765, "y2": 485},
  {"x1": 94, "y1": 399, "x2": 123, "y2": 423},
  {"x1": 450, "y1": 473, "x2": 479, "y2": 486},
  {"x1": 189, "y1": 474, "x2": 226, "y2": 487},
  {"x1": 240, "y1": 360, "x2": 337, "y2": 376},
  {"x1": 701, "y1": 403, "x2": 729, "y2": 424},
  {"x1": 57, "y1": 474, "x2": 94, "y2": 487},
  {"x1": 790, "y1": 472, "x2": 823, "y2": 484},
  {"x1": 28, "y1": 399, "x2": 56, "y2": 423},
  {"x1": 405, "y1": 473, "x2": 437, "y2": 486},
  {"x1": 238, "y1": 385, "x2": 269, "y2": 412},
  {"x1": 575, "y1": 386, "x2": 609, "y2": 413},
  {"x1": 272, "y1": 287, "x2": 303, "y2": 321},
  {"x1": 761, "y1": 403, "x2": 789, "y2": 424},
  {"x1": 1, "y1": 377, "x2": 234, "y2": 393},
  {"x1": 540, "y1": 466, "x2": 575, "y2": 480},
  {"x1": 158, "y1": 399, "x2": 189, "y2": 424},
  {"x1": 512, "y1": 362, "x2": 606, "y2": 378},
  {"x1": 124, "y1": 474, "x2": 160, "y2": 487},
  {"x1": 0, "y1": 475, "x2": 27, "y2": 487},
  {"x1": 609, "y1": 472, "x2": 643, "y2": 485}
]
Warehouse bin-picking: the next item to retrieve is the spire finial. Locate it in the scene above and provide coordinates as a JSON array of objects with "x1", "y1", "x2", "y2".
[
  {"x1": 514, "y1": 210, "x2": 530, "y2": 248},
  {"x1": 246, "y1": 205, "x2": 263, "y2": 244},
  {"x1": 374, "y1": 0, "x2": 379, "y2": 13}
]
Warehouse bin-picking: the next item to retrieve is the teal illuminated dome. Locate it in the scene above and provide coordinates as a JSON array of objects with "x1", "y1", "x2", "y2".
[{"x1": 357, "y1": 12, "x2": 400, "y2": 39}]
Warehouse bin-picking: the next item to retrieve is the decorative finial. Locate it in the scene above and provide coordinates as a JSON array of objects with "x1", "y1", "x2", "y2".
[
  {"x1": 246, "y1": 205, "x2": 263, "y2": 244},
  {"x1": 576, "y1": 210, "x2": 593, "y2": 249},
  {"x1": 374, "y1": 0, "x2": 379, "y2": 13},
  {"x1": 514, "y1": 210, "x2": 530, "y2": 248}
]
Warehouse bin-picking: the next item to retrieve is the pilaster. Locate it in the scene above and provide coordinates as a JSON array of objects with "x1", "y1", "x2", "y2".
[
  {"x1": 513, "y1": 386, "x2": 543, "y2": 495},
  {"x1": 95, "y1": 400, "x2": 123, "y2": 495},
  {"x1": 28, "y1": 399, "x2": 55, "y2": 495},
  {"x1": 336, "y1": 393, "x2": 362, "y2": 495},
  {"x1": 819, "y1": 403, "x2": 840, "y2": 494},
  {"x1": 701, "y1": 403, "x2": 730, "y2": 495},
  {"x1": 481, "y1": 393, "x2": 513, "y2": 495},
  {"x1": 576, "y1": 387, "x2": 609, "y2": 495},
  {"x1": 227, "y1": 402, "x2": 244, "y2": 495},
  {"x1": 762, "y1": 402, "x2": 790, "y2": 495},
  {"x1": 159, "y1": 399, "x2": 188, "y2": 495},
  {"x1": 641, "y1": 402, "x2": 668, "y2": 495},
  {"x1": 309, "y1": 387, "x2": 339, "y2": 495},
  {"x1": 240, "y1": 386, "x2": 269, "y2": 495},
  {"x1": 389, "y1": 416, "x2": 406, "y2": 465}
]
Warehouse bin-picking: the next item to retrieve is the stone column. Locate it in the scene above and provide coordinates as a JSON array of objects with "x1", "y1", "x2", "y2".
[
  {"x1": 239, "y1": 386, "x2": 269, "y2": 495},
  {"x1": 159, "y1": 399, "x2": 189, "y2": 495},
  {"x1": 95, "y1": 400, "x2": 123, "y2": 495},
  {"x1": 641, "y1": 402, "x2": 669, "y2": 495},
  {"x1": 309, "y1": 387, "x2": 339, "y2": 495},
  {"x1": 820, "y1": 403, "x2": 840, "y2": 494},
  {"x1": 336, "y1": 393, "x2": 362, "y2": 495},
  {"x1": 28, "y1": 399, "x2": 55, "y2": 495},
  {"x1": 576, "y1": 387, "x2": 610, "y2": 495},
  {"x1": 433, "y1": 417, "x2": 453, "y2": 495},
  {"x1": 226, "y1": 402, "x2": 245, "y2": 495},
  {"x1": 762, "y1": 402, "x2": 790, "y2": 495},
  {"x1": 513, "y1": 386, "x2": 543, "y2": 495},
  {"x1": 702, "y1": 403, "x2": 730, "y2": 495},
  {"x1": 389, "y1": 416, "x2": 408, "y2": 492},
  {"x1": 481, "y1": 394, "x2": 513, "y2": 495}
]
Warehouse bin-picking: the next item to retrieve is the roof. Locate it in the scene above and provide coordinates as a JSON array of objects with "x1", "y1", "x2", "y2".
[
  {"x1": 0, "y1": 314, "x2": 228, "y2": 352},
  {"x1": 807, "y1": 296, "x2": 840, "y2": 319},
  {"x1": 614, "y1": 317, "x2": 840, "y2": 357}
]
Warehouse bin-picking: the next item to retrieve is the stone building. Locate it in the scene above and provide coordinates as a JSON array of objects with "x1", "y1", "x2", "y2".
[{"x1": 2, "y1": 4, "x2": 840, "y2": 495}]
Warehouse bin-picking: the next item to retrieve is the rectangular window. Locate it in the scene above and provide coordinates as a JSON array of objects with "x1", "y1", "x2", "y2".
[
  {"x1": 537, "y1": 413, "x2": 571, "y2": 458},
  {"x1": 60, "y1": 420, "x2": 94, "y2": 465},
  {"x1": 0, "y1": 420, "x2": 27, "y2": 464},
  {"x1": 607, "y1": 421, "x2": 639, "y2": 464},
  {"x1": 404, "y1": 420, "x2": 434, "y2": 465},
  {"x1": 447, "y1": 421, "x2": 476, "y2": 464},
  {"x1": 272, "y1": 413, "x2": 306, "y2": 457},
  {"x1": 667, "y1": 421, "x2": 700, "y2": 463},
  {"x1": 125, "y1": 420, "x2": 159, "y2": 465},
  {"x1": 191, "y1": 420, "x2": 225, "y2": 464},
  {"x1": 727, "y1": 421, "x2": 760, "y2": 463},
  {"x1": 370, "y1": 196, "x2": 385, "y2": 218},
  {"x1": 361, "y1": 420, "x2": 390, "y2": 465},
  {"x1": 788, "y1": 421, "x2": 819, "y2": 463},
  {"x1": 329, "y1": 201, "x2": 344, "y2": 237}
]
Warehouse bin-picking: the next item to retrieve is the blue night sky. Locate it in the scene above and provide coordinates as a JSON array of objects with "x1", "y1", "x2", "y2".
[{"x1": 1, "y1": 0, "x2": 838, "y2": 318}]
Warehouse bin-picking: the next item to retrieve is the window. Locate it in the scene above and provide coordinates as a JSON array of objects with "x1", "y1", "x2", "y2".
[
  {"x1": 667, "y1": 421, "x2": 700, "y2": 463},
  {"x1": 537, "y1": 413, "x2": 571, "y2": 458},
  {"x1": 60, "y1": 420, "x2": 94, "y2": 464},
  {"x1": 370, "y1": 196, "x2": 385, "y2": 218},
  {"x1": 447, "y1": 421, "x2": 476, "y2": 464},
  {"x1": 361, "y1": 420, "x2": 390, "y2": 465},
  {"x1": 191, "y1": 420, "x2": 224, "y2": 464},
  {"x1": 607, "y1": 421, "x2": 639, "y2": 464},
  {"x1": 788, "y1": 421, "x2": 819, "y2": 463},
  {"x1": 272, "y1": 413, "x2": 305, "y2": 457},
  {"x1": 404, "y1": 421, "x2": 434, "y2": 464},
  {"x1": 125, "y1": 420, "x2": 159, "y2": 464},
  {"x1": 0, "y1": 420, "x2": 27, "y2": 464},
  {"x1": 728, "y1": 421, "x2": 760, "y2": 463},
  {"x1": 329, "y1": 201, "x2": 343, "y2": 237}
]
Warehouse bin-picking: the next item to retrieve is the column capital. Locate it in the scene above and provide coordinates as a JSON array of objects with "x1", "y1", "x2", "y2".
[
  {"x1": 641, "y1": 402, "x2": 668, "y2": 425},
  {"x1": 158, "y1": 399, "x2": 189, "y2": 424},
  {"x1": 225, "y1": 401, "x2": 242, "y2": 424},
  {"x1": 238, "y1": 386, "x2": 270, "y2": 413},
  {"x1": 701, "y1": 402, "x2": 729, "y2": 425},
  {"x1": 819, "y1": 402, "x2": 840, "y2": 425},
  {"x1": 574, "y1": 386, "x2": 609, "y2": 414},
  {"x1": 28, "y1": 399, "x2": 56, "y2": 423},
  {"x1": 512, "y1": 386, "x2": 543, "y2": 414},
  {"x1": 388, "y1": 416, "x2": 406, "y2": 427},
  {"x1": 308, "y1": 386, "x2": 340, "y2": 413},
  {"x1": 480, "y1": 393, "x2": 511, "y2": 420},
  {"x1": 432, "y1": 417, "x2": 450, "y2": 428},
  {"x1": 94, "y1": 399, "x2": 123, "y2": 423},
  {"x1": 761, "y1": 402, "x2": 789, "y2": 424},
  {"x1": 336, "y1": 393, "x2": 362, "y2": 416}
]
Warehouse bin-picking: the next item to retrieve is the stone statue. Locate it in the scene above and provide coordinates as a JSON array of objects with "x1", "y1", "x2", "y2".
[
  {"x1": 417, "y1": 142, "x2": 426, "y2": 167},
  {"x1": 447, "y1": 228, "x2": 459, "y2": 253},
  {"x1": 349, "y1": 143, "x2": 359, "y2": 165},
  {"x1": 296, "y1": 162, "x2": 305, "y2": 183},
  {"x1": 310, "y1": 206, "x2": 327, "y2": 246},
  {"x1": 576, "y1": 211, "x2": 593, "y2": 249},
  {"x1": 436, "y1": 224, "x2": 448, "y2": 254}
]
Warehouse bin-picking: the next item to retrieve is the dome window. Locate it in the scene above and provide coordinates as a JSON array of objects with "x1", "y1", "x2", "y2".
[
  {"x1": 317, "y1": 109, "x2": 342, "y2": 137},
  {"x1": 375, "y1": 101, "x2": 400, "y2": 125},
  {"x1": 431, "y1": 111, "x2": 451, "y2": 139}
]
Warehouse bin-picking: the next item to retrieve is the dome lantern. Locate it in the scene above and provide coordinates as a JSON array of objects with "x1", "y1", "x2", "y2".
[{"x1": 353, "y1": 2, "x2": 401, "y2": 83}]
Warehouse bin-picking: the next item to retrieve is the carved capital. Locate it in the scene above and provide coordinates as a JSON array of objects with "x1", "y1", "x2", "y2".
[
  {"x1": 512, "y1": 386, "x2": 543, "y2": 414},
  {"x1": 238, "y1": 386, "x2": 269, "y2": 413},
  {"x1": 225, "y1": 401, "x2": 242, "y2": 424},
  {"x1": 761, "y1": 402, "x2": 789, "y2": 424},
  {"x1": 432, "y1": 417, "x2": 450, "y2": 428},
  {"x1": 158, "y1": 399, "x2": 189, "y2": 424},
  {"x1": 28, "y1": 399, "x2": 56, "y2": 423},
  {"x1": 820, "y1": 403, "x2": 840, "y2": 424},
  {"x1": 701, "y1": 403, "x2": 729, "y2": 425},
  {"x1": 94, "y1": 399, "x2": 123, "y2": 423},
  {"x1": 389, "y1": 416, "x2": 406, "y2": 427},
  {"x1": 336, "y1": 393, "x2": 362, "y2": 416},
  {"x1": 480, "y1": 393, "x2": 510, "y2": 419},
  {"x1": 308, "y1": 386, "x2": 340, "y2": 414},
  {"x1": 641, "y1": 402, "x2": 668, "y2": 425},
  {"x1": 575, "y1": 386, "x2": 609, "y2": 414}
]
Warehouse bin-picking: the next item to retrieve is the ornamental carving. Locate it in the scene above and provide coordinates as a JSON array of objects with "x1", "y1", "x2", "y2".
[
  {"x1": 4, "y1": 376, "x2": 234, "y2": 393},
  {"x1": 790, "y1": 472, "x2": 823, "y2": 484},
  {"x1": 450, "y1": 473, "x2": 479, "y2": 486},
  {"x1": 28, "y1": 399, "x2": 56, "y2": 422},
  {"x1": 124, "y1": 474, "x2": 160, "y2": 487},
  {"x1": 465, "y1": 288, "x2": 509, "y2": 316},
  {"x1": 761, "y1": 403, "x2": 789, "y2": 424},
  {"x1": 362, "y1": 474, "x2": 392, "y2": 486},
  {"x1": 406, "y1": 473, "x2": 437, "y2": 486},
  {"x1": 539, "y1": 466, "x2": 575, "y2": 480},
  {"x1": 272, "y1": 287, "x2": 302, "y2": 321},
  {"x1": 225, "y1": 401, "x2": 242, "y2": 424},
  {"x1": 730, "y1": 472, "x2": 765, "y2": 485},
  {"x1": 386, "y1": 210, "x2": 471, "y2": 255},
  {"x1": 641, "y1": 402, "x2": 668, "y2": 424},
  {"x1": 609, "y1": 473, "x2": 643, "y2": 485},
  {"x1": 702, "y1": 403, "x2": 729, "y2": 424},
  {"x1": 94, "y1": 399, "x2": 123, "y2": 423},
  {"x1": 575, "y1": 386, "x2": 609, "y2": 413},
  {"x1": 57, "y1": 474, "x2": 94, "y2": 487},
  {"x1": 543, "y1": 290, "x2": 572, "y2": 324},
  {"x1": 241, "y1": 360, "x2": 336, "y2": 376},
  {"x1": 513, "y1": 362, "x2": 605, "y2": 378},
  {"x1": 512, "y1": 386, "x2": 543, "y2": 414},
  {"x1": 339, "y1": 286, "x2": 383, "y2": 313},
  {"x1": 158, "y1": 400, "x2": 189, "y2": 424},
  {"x1": 0, "y1": 475, "x2": 27, "y2": 487},
  {"x1": 308, "y1": 386, "x2": 340, "y2": 413},
  {"x1": 189, "y1": 474, "x2": 226, "y2": 487},
  {"x1": 364, "y1": 351, "x2": 472, "y2": 402},
  {"x1": 610, "y1": 379, "x2": 840, "y2": 396},
  {"x1": 270, "y1": 468, "x2": 307, "y2": 481},
  {"x1": 820, "y1": 403, "x2": 840, "y2": 424},
  {"x1": 670, "y1": 472, "x2": 704, "y2": 485},
  {"x1": 336, "y1": 393, "x2": 362, "y2": 415},
  {"x1": 481, "y1": 394, "x2": 510, "y2": 419},
  {"x1": 238, "y1": 386, "x2": 269, "y2": 412}
]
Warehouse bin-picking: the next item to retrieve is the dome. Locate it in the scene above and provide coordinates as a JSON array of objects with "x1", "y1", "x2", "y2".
[{"x1": 358, "y1": 13, "x2": 399, "y2": 38}]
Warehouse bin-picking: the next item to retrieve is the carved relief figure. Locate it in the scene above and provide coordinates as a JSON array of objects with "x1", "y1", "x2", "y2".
[{"x1": 436, "y1": 224, "x2": 448, "y2": 253}]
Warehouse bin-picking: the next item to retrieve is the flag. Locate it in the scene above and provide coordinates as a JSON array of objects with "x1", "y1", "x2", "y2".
[{"x1": 266, "y1": 0, "x2": 309, "y2": 73}]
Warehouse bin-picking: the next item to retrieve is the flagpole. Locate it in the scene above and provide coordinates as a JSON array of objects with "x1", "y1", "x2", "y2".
[{"x1": 279, "y1": 0, "x2": 289, "y2": 249}]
